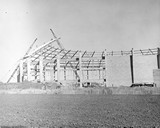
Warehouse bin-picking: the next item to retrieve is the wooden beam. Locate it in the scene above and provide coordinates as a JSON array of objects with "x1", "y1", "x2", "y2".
[
  {"x1": 28, "y1": 38, "x2": 60, "y2": 57},
  {"x1": 82, "y1": 51, "x2": 87, "y2": 57},
  {"x1": 61, "y1": 50, "x2": 71, "y2": 59},
  {"x1": 130, "y1": 48, "x2": 134, "y2": 83},
  {"x1": 65, "y1": 50, "x2": 79, "y2": 67},
  {"x1": 51, "y1": 49, "x2": 64, "y2": 60},
  {"x1": 99, "y1": 69, "x2": 101, "y2": 79},
  {"x1": 17, "y1": 66, "x2": 20, "y2": 83},
  {"x1": 34, "y1": 65, "x2": 37, "y2": 80},
  {"x1": 149, "y1": 49, "x2": 154, "y2": 55},
  {"x1": 19, "y1": 60, "x2": 23, "y2": 82},
  {"x1": 82, "y1": 57, "x2": 102, "y2": 60},
  {"x1": 79, "y1": 51, "x2": 82, "y2": 87},
  {"x1": 87, "y1": 70, "x2": 89, "y2": 79},
  {"x1": 27, "y1": 57, "x2": 31, "y2": 81},
  {"x1": 57, "y1": 54, "x2": 60, "y2": 82},
  {"x1": 87, "y1": 51, "x2": 95, "y2": 68},
  {"x1": 157, "y1": 48, "x2": 160, "y2": 69},
  {"x1": 64, "y1": 67, "x2": 66, "y2": 80},
  {"x1": 43, "y1": 48, "x2": 59, "y2": 60},
  {"x1": 104, "y1": 49, "x2": 107, "y2": 87},
  {"x1": 39, "y1": 56, "x2": 44, "y2": 82}
]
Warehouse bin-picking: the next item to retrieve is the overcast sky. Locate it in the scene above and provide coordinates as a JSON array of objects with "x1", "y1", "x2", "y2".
[{"x1": 0, "y1": 0, "x2": 160, "y2": 82}]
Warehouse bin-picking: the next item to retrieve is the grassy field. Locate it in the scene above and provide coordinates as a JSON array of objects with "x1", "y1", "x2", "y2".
[
  {"x1": 0, "y1": 94, "x2": 160, "y2": 127},
  {"x1": 1, "y1": 81, "x2": 160, "y2": 95}
]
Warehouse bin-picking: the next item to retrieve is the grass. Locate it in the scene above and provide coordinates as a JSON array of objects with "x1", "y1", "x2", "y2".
[{"x1": 0, "y1": 95, "x2": 160, "y2": 127}]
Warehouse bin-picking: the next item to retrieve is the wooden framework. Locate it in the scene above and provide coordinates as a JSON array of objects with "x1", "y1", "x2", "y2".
[{"x1": 7, "y1": 36, "x2": 160, "y2": 86}]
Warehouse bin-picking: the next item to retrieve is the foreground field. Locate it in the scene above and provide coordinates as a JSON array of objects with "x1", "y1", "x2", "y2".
[{"x1": 0, "y1": 95, "x2": 160, "y2": 127}]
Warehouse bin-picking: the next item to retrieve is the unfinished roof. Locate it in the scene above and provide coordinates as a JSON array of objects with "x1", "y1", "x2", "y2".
[
  {"x1": 25, "y1": 38, "x2": 158, "y2": 69},
  {"x1": 6, "y1": 30, "x2": 160, "y2": 84}
]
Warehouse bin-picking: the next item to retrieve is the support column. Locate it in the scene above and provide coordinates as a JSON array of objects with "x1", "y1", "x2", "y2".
[
  {"x1": 53, "y1": 65, "x2": 56, "y2": 81},
  {"x1": 19, "y1": 60, "x2": 24, "y2": 82},
  {"x1": 44, "y1": 66, "x2": 46, "y2": 82},
  {"x1": 39, "y1": 56, "x2": 44, "y2": 82},
  {"x1": 104, "y1": 49, "x2": 107, "y2": 87},
  {"x1": 35, "y1": 64, "x2": 37, "y2": 80},
  {"x1": 99, "y1": 69, "x2": 101, "y2": 79},
  {"x1": 79, "y1": 51, "x2": 82, "y2": 88},
  {"x1": 157, "y1": 48, "x2": 160, "y2": 69},
  {"x1": 87, "y1": 70, "x2": 89, "y2": 80},
  {"x1": 17, "y1": 70, "x2": 20, "y2": 83},
  {"x1": 64, "y1": 67, "x2": 66, "y2": 80},
  {"x1": 27, "y1": 57, "x2": 31, "y2": 81},
  {"x1": 50, "y1": 66, "x2": 55, "y2": 82},
  {"x1": 130, "y1": 48, "x2": 134, "y2": 84},
  {"x1": 57, "y1": 54, "x2": 60, "y2": 82}
]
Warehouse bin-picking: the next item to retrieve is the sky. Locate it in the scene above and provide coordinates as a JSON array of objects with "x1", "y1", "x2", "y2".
[{"x1": 0, "y1": 0, "x2": 160, "y2": 82}]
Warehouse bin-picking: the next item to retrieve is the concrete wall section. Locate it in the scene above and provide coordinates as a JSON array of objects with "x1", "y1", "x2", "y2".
[
  {"x1": 42, "y1": 55, "x2": 158, "y2": 86},
  {"x1": 134, "y1": 56, "x2": 157, "y2": 83},
  {"x1": 153, "y1": 69, "x2": 160, "y2": 87},
  {"x1": 107, "y1": 56, "x2": 131, "y2": 87}
]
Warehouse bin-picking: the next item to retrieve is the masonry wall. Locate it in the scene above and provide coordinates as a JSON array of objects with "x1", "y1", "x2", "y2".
[
  {"x1": 107, "y1": 56, "x2": 131, "y2": 87},
  {"x1": 153, "y1": 69, "x2": 160, "y2": 87},
  {"x1": 44, "y1": 55, "x2": 157, "y2": 86},
  {"x1": 134, "y1": 55, "x2": 157, "y2": 83},
  {"x1": 106, "y1": 55, "x2": 157, "y2": 87}
]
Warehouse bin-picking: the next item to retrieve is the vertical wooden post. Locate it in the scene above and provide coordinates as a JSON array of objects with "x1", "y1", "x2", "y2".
[
  {"x1": 17, "y1": 69, "x2": 20, "y2": 83},
  {"x1": 39, "y1": 56, "x2": 44, "y2": 82},
  {"x1": 35, "y1": 64, "x2": 37, "y2": 80},
  {"x1": 157, "y1": 48, "x2": 160, "y2": 69},
  {"x1": 87, "y1": 70, "x2": 89, "y2": 80},
  {"x1": 79, "y1": 51, "x2": 82, "y2": 88},
  {"x1": 44, "y1": 66, "x2": 46, "y2": 82},
  {"x1": 64, "y1": 67, "x2": 66, "y2": 80},
  {"x1": 27, "y1": 57, "x2": 31, "y2": 81},
  {"x1": 50, "y1": 64, "x2": 55, "y2": 81},
  {"x1": 130, "y1": 48, "x2": 134, "y2": 84},
  {"x1": 99, "y1": 69, "x2": 101, "y2": 79},
  {"x1": 53, "y1": 65, "x2": 56, "y2": 81},
  {"x1": 19, "y1": 60, "x2": 23, "y2": 82},
  {"x1": 104, "y1": 49, "x2": 107, "y2": 87},
  {"x1": 57, "y1": 54, "x2": 60, "y2": 82}
]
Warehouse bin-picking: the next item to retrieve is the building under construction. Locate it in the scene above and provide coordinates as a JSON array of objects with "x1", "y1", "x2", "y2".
[{"x1": 7, "y1": 30, "x2": 160, "y2": 87}]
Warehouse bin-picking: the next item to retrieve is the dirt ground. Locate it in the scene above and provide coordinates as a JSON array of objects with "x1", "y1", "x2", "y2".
[{"x1": 0, "y1": 95, "x2": 160, "y2": 127}]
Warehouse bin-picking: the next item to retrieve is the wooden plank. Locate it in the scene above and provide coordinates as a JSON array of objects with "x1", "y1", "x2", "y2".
[
  {"x1": 17, "y1": 66, "x2": 20, "y2": 82},
  {"x1": 39, "y1": 56, "x2": 44, "y2": 82},
  {"x1": 82, "y1": 57, "x2": 103, "y2": 60},
  {"x1": 44, "y1": 59, "x2": 56, "y2": 63},
  {"x1": 87, "y1": 70, "x2": 89, "y2": 79},
  {"x1": 27, "y1": 57, "x2": 31, "y2": 81},
  {"x1": 104, "y1": 49, "x2": 107, "y2": 87},
  {"x1": 61, "y1": 50, "x2": 71, "y2": 59},
  {"x1": 130, "y1": 48, "x2": 134, "y2": 83},
  {"x1": 57, "y1": 54, "x2": 60, "y2": 82},
  {"x1": 34, "y1": 64, "x2": 38, "y2": 80},
  {"x1": 19, "y1": 60, "x2": 23, "y2": 82},
  {"x1": 64, "y1": 67, "x2": 66, "y2": 80},
  {"x1": 60, "y1": 58, "x2": 78, "y2": 61},
  {"x1": 79, "y1": 51, "x2": 82, "y2": 87},
  {"x1": 157, "y1": 48, "x2": 160, "y2": 69},
  {"x1": 43, "y1": 48, "x2": 59, "y2": 60},
  {"x1": 28, "y1": 38, "x2": 60, "y2": 56}
]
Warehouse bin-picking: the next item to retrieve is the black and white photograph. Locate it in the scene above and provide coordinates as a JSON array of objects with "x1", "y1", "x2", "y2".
[{"x1": 0, "y1": 0, "x2": 160, "y2": 127}]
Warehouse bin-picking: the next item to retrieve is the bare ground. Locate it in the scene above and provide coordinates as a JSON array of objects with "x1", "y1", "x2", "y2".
[{"x1": 0, "y1": 95, "x2": 160, "y2": 127}]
